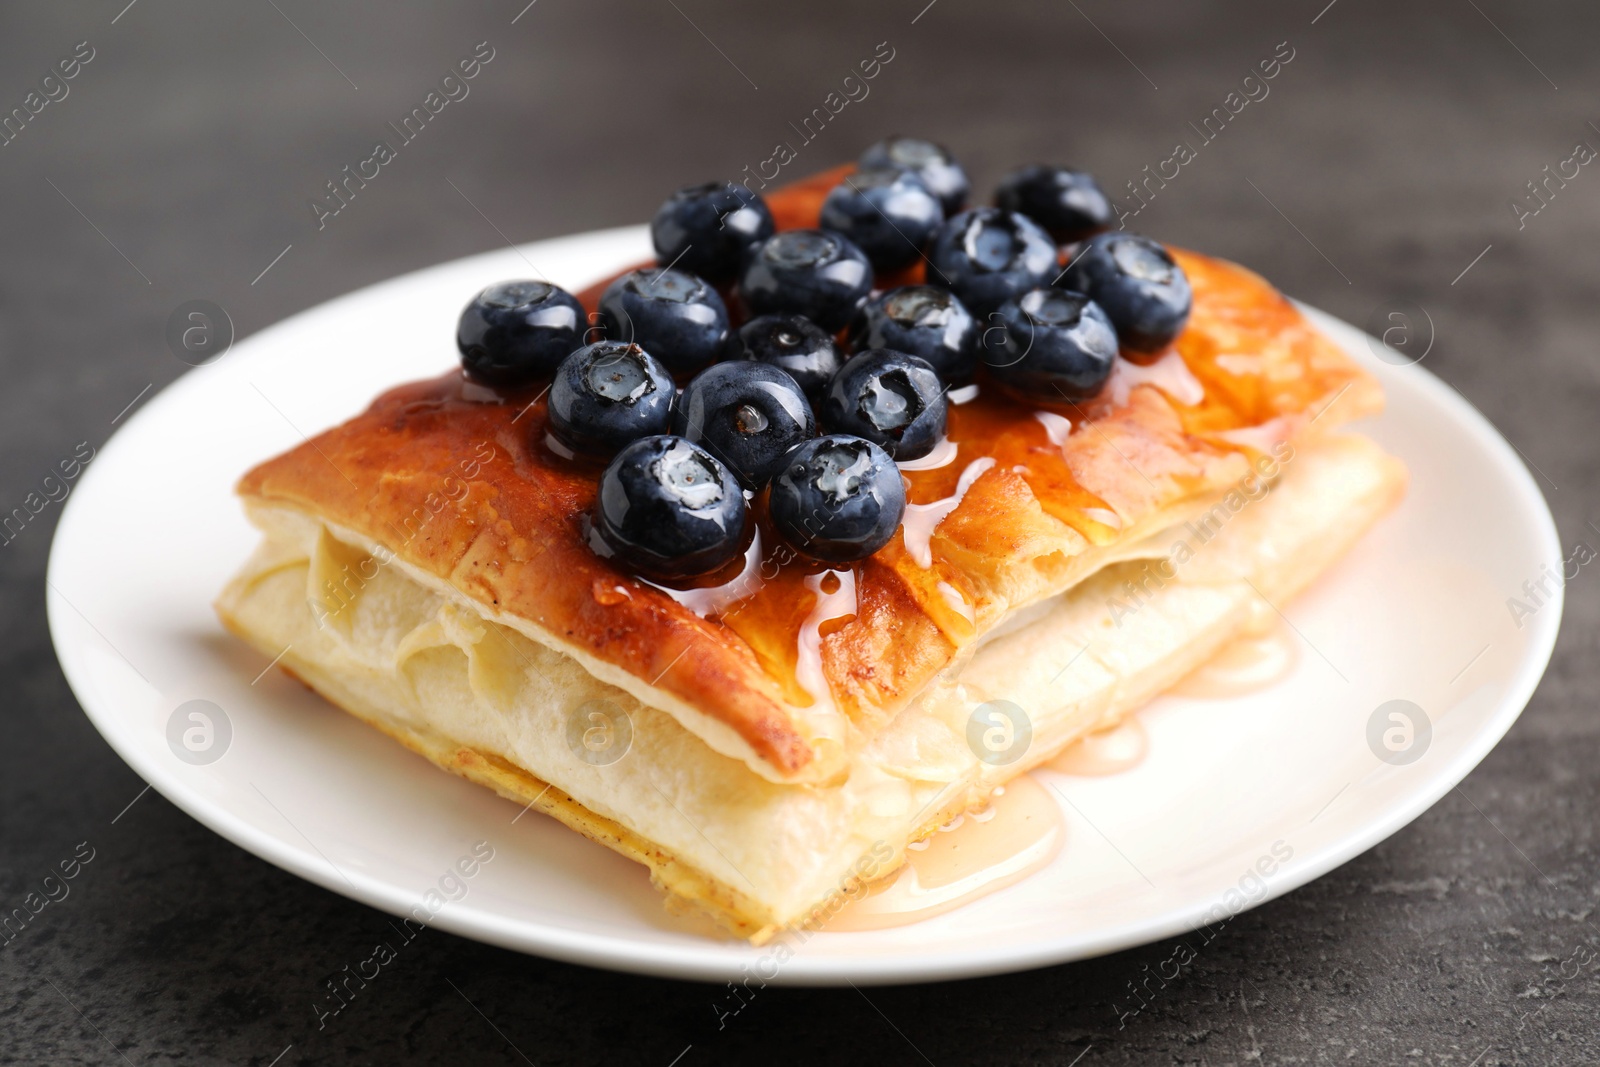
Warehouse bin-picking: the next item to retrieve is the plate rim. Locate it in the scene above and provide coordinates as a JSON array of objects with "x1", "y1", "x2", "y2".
[{"x1": 46, "y1": 233, "x2": 1565, "y2": 986}]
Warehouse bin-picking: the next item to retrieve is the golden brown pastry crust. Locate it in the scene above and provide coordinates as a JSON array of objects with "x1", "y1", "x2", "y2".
[{"x1": 236, "y1": 171, "x2": 1381, "y2": 780}]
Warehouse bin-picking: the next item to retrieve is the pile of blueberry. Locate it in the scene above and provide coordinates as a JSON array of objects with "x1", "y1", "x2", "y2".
[{"x1": 454, "y1": 137, "x2": 1194, "y2": 582}]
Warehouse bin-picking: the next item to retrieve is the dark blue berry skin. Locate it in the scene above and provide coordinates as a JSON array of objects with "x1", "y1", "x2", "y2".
[
  {"x1": 730, "y1": 314, "x2": 843, "y2": 400},
  {"x1": 457, "y1": 280, "x2": 587, "y2": 385},
  {"x1": 1062, "y1": 233, "x2": 1192, "y2": 359},
  {"x1": 927, "y1": 208, "x2": 1057, "y2": 318},
  {"x1": 821, "y1": 349, "x2": 947, "y2": 460},
  {"x1": 848, "y1": 286, "x2": 978, "y2": 382},
  {"x1": 740, "y1": 229, "x2": 874, "y2": 332},
  {"x1": 598, "y1": 267, "x2": 729, "y2": 376},
  {"x1": 548, "y1": 342, "x2": 675, "y2": 457},
  {"x1": 819, "y1": 168, "x2": 944, "y2": 271},
  {"x1": 994, "y1": 166, "x2": 1114, "y2": 243},
  {"x1": 671, "y1": 362, "x2": 815, "y2": 488},
  {"x1": 859, "y1": 136, "x2": 969, "y2": 215},
  {"x1": 982, "y1": 288, "x2": 1118, "y2": 401},
  {"x1": 593, "y1": 436, "x2": 747, "y2": 580},
  {"x1": 770, "y1": 435, "x2": 906, "y2": 563},
  {"x1": 650, "y1": 182, "x2": 775, "y2": 284}
]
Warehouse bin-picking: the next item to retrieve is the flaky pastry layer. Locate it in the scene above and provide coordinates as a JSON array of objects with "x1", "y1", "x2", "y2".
[{"x1": 218, "y1": 433, "x2": 1405, "y2": 936}]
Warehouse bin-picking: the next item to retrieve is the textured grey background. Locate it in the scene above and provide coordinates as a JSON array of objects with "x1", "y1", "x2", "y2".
[{"x1": 2, "y1": 1, "x2": 1597, "y2": 1064}]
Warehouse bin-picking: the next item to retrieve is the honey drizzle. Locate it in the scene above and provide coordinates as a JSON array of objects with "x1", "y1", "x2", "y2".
[
  {"x1": 901, "y1": 457, "x2": 996, "y2": 569},
  {"x1": 645, "y1": 527, "x2": 767, "y2": 617},
  {"x1": 794, "y1": 570, "x2": 857, "y2": 711},
  {"x1": 535, "y1": 171, "x2": 1350, "y2": 717}
]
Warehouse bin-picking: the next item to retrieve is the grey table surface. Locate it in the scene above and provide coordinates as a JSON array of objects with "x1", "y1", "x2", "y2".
[{"x1": 2, "y1": 1, "x2": 1597, "y2": 1064}]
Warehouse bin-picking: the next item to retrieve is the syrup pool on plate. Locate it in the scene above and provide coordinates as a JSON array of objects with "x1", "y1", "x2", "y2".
[
  {"x1": 1048, "y1": 717, "x2": 1150, "y2": 776},
  {"x1": 826, "y1": 775, "x2": 1066, "y2": 931},
  {"x1": 1170, "y1": 600, "x2": 1299, "y2": 700}
]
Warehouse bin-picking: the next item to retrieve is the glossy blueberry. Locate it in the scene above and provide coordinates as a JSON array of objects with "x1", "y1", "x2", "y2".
[
  {"x1": 650, "y1": 182, "x2": 775, "y2": 284},
  {"x1": 821, "y1": 349, "x2": 946, "y2": 460},
  {"x1": 741, "y1": 229, "x2": 874, "y2": 332},
  {"x1": 859, "y1": 136, "x2": 969, "y2": 214},
  {"x1": 671, "y1": 362, "x2": 815, "y2": 488},
  {"x1": 1062, "y1": 233, "x2": 1192, "y2": 358},
  {"x1": 982, "y1": 288, "x2": 1118, "y2": 400},
  {"x1": 730, "y1": 314, "x2": 843, "y2": 399},
  {"x1": 769, "y1": 435, "x2": 906, "y2": 563},
  {"x1": 819, "y1": 168, "x2": 944, "y2": 271},
  {"x1": 848, "y1": 286, "x2": 978, "y2": 382},
  {"x1": 456, "y1": 280, "x2": 587, "y2": 385},
  {"x1": 927, "y1": 208, "x2": 1057, "y2": 317},
  {"x1": 593, "y1": 435, "x2": 747, "y2": 580},
  {"x1": 598, "y1": 267, "x2": 729, "y2": 376},
  {"x1": 548, "y1": 342, "x2": 675, "y2": 457},
  {"x1": 994, "y1": 165, "x2": 1113, "y2": 243}
]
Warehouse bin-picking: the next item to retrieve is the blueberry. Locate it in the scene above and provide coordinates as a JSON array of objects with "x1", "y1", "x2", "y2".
[
  {"x1": 672, "y1": 362, "x2": 815, "y2": 488},
  {"x1": 982, "y1": 288, "x2": 1118, "y2": 401},
  {"x1": 994, "y1": 166, "x2": 1113, "y2": 243},
  {"x1": 819, "y1": 168, "x2": 944, "y2": 271},
  {"x1": 593, "y1": 436, "x2": 747, "y2": 580},
  {"x1": 456, "y1": 280, "x2": 587, "y2": 385},
  {"x1": 770, "y1": 435, "x2": 906, "y2": 563},
  {"x1": 859, "y1": 136, "x2": 969, "y2": 214},
  {"x1": 821, "y1": 349, "x2": 946, "y2": 460},
  {"x1": 548, "y1": 342, "x2": 675, "y2": 457},
  {"x1": 740, "y1": 229, "x2": 874, "y2": 332},
  {"x1": 730, "y1": 314, "x2": 843, "y2": 399},
  {"x1": 650, "y1": 182, "x2": 775, "y2": 284},
  {"x1": 927, "y1": 208, "x2": 1057, "y2": 317},
  {"x1": 848, "y1": 286, "x2": 978, "y2": 382},
  {"x1": 1062, "y1": 233, "x2": 1192, "y2": 358},
  {"x1": 598, "y1": 267, "x2": 729, "y2": 376}
]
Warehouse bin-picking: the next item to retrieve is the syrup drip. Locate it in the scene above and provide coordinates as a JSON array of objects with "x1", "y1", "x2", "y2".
[
  {"x1": 936, "y1": 581, "x2": 975, "y2": 626},
  {"x1": 1105, "y1": 349, "x2": 1206, "y2": 408},
  {"x1": 827, "y1": 776, "x2": 1065, "y2": 931},
  {"x1": 458, "y1": 374, "x2": 510, "y2": 405},
  {"x1": 1048, "y1": 717, "x2": 1149, "y2": 776},
  {"x1": 901, "y1": 458, "x2": 996, "y2": 568},
  {"x1": 1215, "y1": 415, "x2": 1296, "y2": 455},
  {"x1": 1082, "y1": 506, "x2": 1122, "y2": 531},
  {"x1": 543, "y1": 432, "x2": 579, "y2": 461},
  {"x1": 1014, "y1": 408, "x2": 1122, "y2": 545},
  {"x1": 1213, "y1": 353, "x2": 1261, "y2": 376},
  {"x1": 793, "y1": 569, "x2": 857, "y2": 711},
  {"x1": 590, "y1": 579, "x2": 632, "y2": 606},
  {"x1": 897, "y1": 437, "x2": 959, "y2": 471},
  {"x1": 644, "y1": 528, "x2": 766, "y2": 618}
]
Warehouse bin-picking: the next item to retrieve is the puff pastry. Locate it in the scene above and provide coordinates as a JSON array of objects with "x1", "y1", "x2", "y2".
[{"x1": 217, "y1": 167, "x2": 1406, "y2": 939}]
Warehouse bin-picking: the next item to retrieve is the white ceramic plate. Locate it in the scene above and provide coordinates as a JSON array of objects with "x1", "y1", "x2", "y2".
[{"x1": 48, "y1": 226, "x2": 1562, "y2": 985}]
